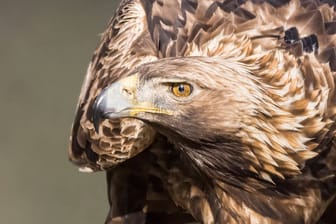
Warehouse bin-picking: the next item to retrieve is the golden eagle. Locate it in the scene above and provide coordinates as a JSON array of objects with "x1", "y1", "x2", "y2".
[{"x1": 69, "y1": 0, "x2": 336, "y2": 223}]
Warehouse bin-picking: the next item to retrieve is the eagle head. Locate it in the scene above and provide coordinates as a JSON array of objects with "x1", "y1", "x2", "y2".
[
  {"x1": 92, "y1": 55, "x2": 322, "y2": 189},
  {"x1": 93, "y1": 57, "x2": 255, "y2": 141}
]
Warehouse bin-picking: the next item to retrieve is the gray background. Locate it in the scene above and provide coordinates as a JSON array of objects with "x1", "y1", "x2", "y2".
[{"x1": 1, "y1": 1, "x2": 120, "y2": 223}]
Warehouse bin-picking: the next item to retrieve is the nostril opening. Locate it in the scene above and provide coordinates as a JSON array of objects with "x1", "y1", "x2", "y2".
[{"x1": 122, "y1": 88, "x2": 133, "y2": 96}]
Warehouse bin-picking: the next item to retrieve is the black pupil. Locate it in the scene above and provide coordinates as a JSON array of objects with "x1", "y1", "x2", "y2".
[{"x1": 178, "y1": 84, "x2": 185, "y2": 92}]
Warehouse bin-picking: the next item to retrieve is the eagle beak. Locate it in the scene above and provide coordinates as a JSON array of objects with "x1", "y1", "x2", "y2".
[
  {"x1": 92, "y1": 75, "x2": 138, "y2": 133},
  {"x1": 92, "y1": 74, "x2": 174, "y2": 133}
]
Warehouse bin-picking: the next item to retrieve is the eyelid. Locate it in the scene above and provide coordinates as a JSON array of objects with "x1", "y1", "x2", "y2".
[{"x1": 161, "y1": 82, "x2": 190, "y2": 86}]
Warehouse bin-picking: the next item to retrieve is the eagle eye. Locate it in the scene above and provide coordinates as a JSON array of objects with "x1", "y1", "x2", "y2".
[{"x1": 171, "y1": 83, "x2": 192, "y2": 97}]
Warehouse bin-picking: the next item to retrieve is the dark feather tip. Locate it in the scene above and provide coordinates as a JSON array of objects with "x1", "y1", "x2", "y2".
[
  {"x1": 284, "y1": 27, "x2": 299, "y2": 44},
  {"x1": 301, "y1": 34, "x2": 319, "y2": 53}
]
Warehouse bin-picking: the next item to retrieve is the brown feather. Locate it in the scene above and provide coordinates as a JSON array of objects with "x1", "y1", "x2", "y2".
[{"x1": 69, "y1": 0, "x2": 336, "y2": 223}]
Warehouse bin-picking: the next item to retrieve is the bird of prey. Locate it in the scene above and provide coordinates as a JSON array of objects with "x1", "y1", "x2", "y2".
[{"x1": 69, "y1": 0, "x2": 336, "y2": 223}]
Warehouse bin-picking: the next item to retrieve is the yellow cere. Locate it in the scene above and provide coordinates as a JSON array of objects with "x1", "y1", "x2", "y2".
[{"x1": 171, "y1": 83, "x2": 192, "y2": 97}]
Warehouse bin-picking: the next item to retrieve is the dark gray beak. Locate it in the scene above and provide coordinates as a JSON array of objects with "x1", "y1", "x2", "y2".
[
  {"x1": 92, "y1": 88, "x2": 109, "y2": 133},
  {"x1": 91, "y1": 75, "x2": 138, "y2": 133},
  {"x1": 91, "y1": 74, "x2": 171, "y2": 133}
]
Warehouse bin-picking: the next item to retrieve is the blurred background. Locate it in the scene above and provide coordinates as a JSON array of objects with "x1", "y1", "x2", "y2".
[{"x1": 0, "y1": 0, "x2": 120, "y2": 223}]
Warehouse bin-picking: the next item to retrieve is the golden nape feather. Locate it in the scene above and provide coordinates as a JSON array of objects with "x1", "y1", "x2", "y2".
[{"x1": 69, "y1": 0, "x2": 336, "y2": 223}]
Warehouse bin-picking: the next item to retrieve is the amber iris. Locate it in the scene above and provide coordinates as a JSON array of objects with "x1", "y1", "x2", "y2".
[{"x1": 171, "y1": 83, "x2": 192, "y2": 97}]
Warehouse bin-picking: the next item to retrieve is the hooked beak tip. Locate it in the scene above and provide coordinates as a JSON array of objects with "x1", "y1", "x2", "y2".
[
  {"x1": 92, "y1": 88, "x2": 109, "y2": 133},
  {"x1": 90, "y1": 75, "x2": 139, "y2": 133}
]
